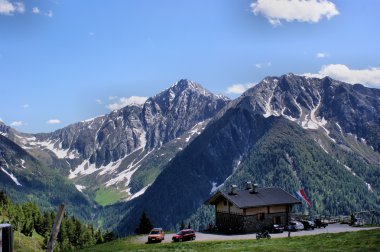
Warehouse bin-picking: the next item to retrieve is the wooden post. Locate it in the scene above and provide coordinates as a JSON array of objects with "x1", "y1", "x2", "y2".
[
  {"x1": 18, "y1": 223, "x2": 20, "y2": 247},
  {"x1": 46, "y1": 204, "x2": 65, "y2": 252}
]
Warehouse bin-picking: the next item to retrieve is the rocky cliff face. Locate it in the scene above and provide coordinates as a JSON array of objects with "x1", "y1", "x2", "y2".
[
  {"x1": 142, "y1": 79, "x2": 229, "y2": 149},
  {"x1": 232, "y1": 74, "x2": 380, "y2": 160}
]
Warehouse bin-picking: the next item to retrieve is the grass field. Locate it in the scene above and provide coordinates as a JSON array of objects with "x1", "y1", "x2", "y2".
[
  {"x1": 94, "y1": 187, "x2": 125, "y2": 206},
  {"x1": 77, "y1": 229, "x2": 380, "y2": 252},
  {"x1": 13, "y1": 230, "x2": 45, "y2": 252}
]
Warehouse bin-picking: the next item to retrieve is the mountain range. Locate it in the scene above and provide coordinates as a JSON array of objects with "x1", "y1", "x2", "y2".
[{"x1": 1, "y1": 74, "x2": 379, "y2": 233}]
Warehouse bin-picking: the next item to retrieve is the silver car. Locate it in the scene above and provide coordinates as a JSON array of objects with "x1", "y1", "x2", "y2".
[{"x1": 287, "y1": 221, "x2": 304, "y2": 231}]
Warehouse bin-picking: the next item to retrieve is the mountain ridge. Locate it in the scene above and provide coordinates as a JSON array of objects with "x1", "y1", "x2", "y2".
[
  {"x1": 1, "y1": 75, "x2": 379, "y2": 233},
  {"x1": 0, "y1": 79, "x2": 230, "y2": 203}
]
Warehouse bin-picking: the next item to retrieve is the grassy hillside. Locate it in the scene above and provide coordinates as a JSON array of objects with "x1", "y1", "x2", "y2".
[
  {"x1": 13, "y1": 230, "x2": 45, "y2": 252},
  {"x1": 94, "y1": 188, "x2": 124, "y2": 206},
  {"x1": 77, "y1": 229, "x2": 380, "y2": 252}
]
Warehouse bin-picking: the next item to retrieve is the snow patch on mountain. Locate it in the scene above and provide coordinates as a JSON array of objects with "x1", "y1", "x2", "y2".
[
  {"x1": 105, "y1": 150, "x2": 153, "y2": 188},
  {"x1": 38, "y1": 140, "x2": 78, "y2": 159},
  {"x1": 281, "y1": 107, "x2": 297, "y2": 121},
  {"x1": 129, "y1": 184, "x2": 151, "y2": 200},
  {"x1": 315, "y1": 139, "x2": 328, "y2": 154},
  {"x1": 16, "y1": 135, "x2": 80, "y2": 159},
  {"x1": 69, "y1": 157, "x2": 125, "y2": 179},
  {"x1": 344, "y1": 165, "x2": 373, "y2": 192},
  {"x1": 336, "y1": 122, "x2": 343, "y2": 134},
  {"x1": 344, "y1": 164, "x2": 356, "y2": 176},
  {"x1": 300, "y1": 93, "x2": 329, "y2": 133},
  {"x1": 75, "y1": 184, "x2": 86, "y2": 192},
  {"x1": 20, "y1": 159, "x2": 26, "y2": 169},
  {"x1": 263, "y1": 91, "x2": 275, "y2": 118},
  {"x1": 138, "y1": 129, "x2": 147, "y2": 150},
  {"x1": 185, "y1": 121, "x2": 205, "y2": 142},
  {"x1": 1, "y1": 167, "x2": 22, "y2": 186}
]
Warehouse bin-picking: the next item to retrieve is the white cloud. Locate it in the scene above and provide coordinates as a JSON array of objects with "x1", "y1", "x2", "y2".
[
  {"x1": 46, "y1": 10, "x2": 53, "y2": 18},
  {"x1": 316, "y1": 52, "x2": 329, "y2": 58},
  {"x1": 303, "y1": 64, "x2": 380, "y2": 87},
  {"x1": 251, "y1": 0, "x2": 339, "y2": 26},
  {"x1": 255, "y1": 62, "x2": 271, "y2": 69},
  {"x1": 0, "y1": 117, "x2": 3, "y2": 122},
  {"x1": 0, "y1": 0, "x2": 25, "y2": 15},
  {"x1": 10, "y1": 121, "x2": 23, "y2": 127},
  {"x1": 106, "y1": 96, "x2": 148, "y2": 111},
  {"x1": 21, "y1": 104, "x2": 29, "y2": 108},
  {"x1": 31, "y1": 6, "x2": 39, "y2": 14},
  {"x1": 95, "y1": 99, "x2": 103, "y2": 105},
  {"x1": 226, "y1": 83, "x2": 256, "y2": 95},
  {"x1": 108, "y1": 96, "x2": 118, "y2": 100},
  {"x1": 46, "y1": 119, "x2": 61, "y2": 124}
]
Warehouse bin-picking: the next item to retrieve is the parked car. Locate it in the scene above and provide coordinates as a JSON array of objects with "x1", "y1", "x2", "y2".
[
  {"x1": 285, "y1": 221, "x2": 304, "y2": 231},
  {"x1": 314, "y1": 218, "x2": 328, "y2": 228},
  {"x1": 352, "y1": 218, "x2": 364, "y2": 227},
  {"x1": 262, "y1": 224, "x2": 285, "y2": 233},
  {"x1": 147, "y1": 228, "x2": 165, "y2": 243},
  {"x1": 172, "y1": 229, "x2": 196, "y2": 242},
  {"x1": 300, "y1": 220, "x2": 315, "y2": 230}
]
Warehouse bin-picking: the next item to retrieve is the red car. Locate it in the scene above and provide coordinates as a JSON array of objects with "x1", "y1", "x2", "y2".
[{"x1": 172, "y1": 229, "x2": 196, "y2": 242}]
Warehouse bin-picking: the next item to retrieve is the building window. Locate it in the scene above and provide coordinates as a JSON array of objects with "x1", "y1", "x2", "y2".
[
  {"x1": 223, "y1": 200, "x2": 227, "y2": 206},
  {"x1": 274, "y1": 216, "x2": 281, "y2": 224}
]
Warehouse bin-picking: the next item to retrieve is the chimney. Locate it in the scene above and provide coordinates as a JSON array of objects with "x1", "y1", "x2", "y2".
[
  {"x1": 253, "y1": 183, "x2": 258, "y2": 193},
  {"x1": 230, "y1": 185, "x2": 237, "y2": 195},
  {"x1": 246, "y1": 181, "x2": 253, "y2": 190}
]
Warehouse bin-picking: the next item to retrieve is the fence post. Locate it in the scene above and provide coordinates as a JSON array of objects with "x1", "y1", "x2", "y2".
[{"x1": 46, "y1": 204, "x2": 65, "y2": 252}]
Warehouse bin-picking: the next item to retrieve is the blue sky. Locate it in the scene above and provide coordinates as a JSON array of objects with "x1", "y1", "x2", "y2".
[{"x1": 0, "y1": 0, "x2": 379, "y2": 133}]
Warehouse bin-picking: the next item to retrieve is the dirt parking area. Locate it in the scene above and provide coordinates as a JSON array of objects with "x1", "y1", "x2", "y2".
[{"x1": 136, "y1": 224, "x2": 379, "y2": 244}]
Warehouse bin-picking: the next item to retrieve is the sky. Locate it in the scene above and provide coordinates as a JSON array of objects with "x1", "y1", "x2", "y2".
[{"x1": 0, "y1": 0, "x2": 379, "y2": 133}]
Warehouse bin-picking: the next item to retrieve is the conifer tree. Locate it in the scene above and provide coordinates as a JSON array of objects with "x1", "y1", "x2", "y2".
[
  {"x1": 180, "y1": 220, "x2": 185, "y2": 230},
  {"x1": 135, "y1": 211, "x2": 153, "y2": 234},
  {"x1": 95, "y1": 229, "x2": 104, "y2": 244},
  {"x1": 103, "y1": 230, "x2": 115, "y2": 242}
]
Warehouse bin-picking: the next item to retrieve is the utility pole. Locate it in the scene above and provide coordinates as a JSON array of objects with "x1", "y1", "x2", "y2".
[{"x1": 46, "y1": 204, "x2": 65, "y2": 252}]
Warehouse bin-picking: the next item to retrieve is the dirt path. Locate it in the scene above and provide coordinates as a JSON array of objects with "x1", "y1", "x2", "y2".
[{"x1": 135, "y1": 224, "x2": 379, "y2": 244}]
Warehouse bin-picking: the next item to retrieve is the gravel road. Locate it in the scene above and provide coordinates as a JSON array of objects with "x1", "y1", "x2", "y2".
[{"x1": 136, "y1": 224, "x2": 379, "y2": 244}]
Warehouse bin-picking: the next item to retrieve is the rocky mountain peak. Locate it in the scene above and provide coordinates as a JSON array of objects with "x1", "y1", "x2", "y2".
[
  {"x1": 142, "y1": 79, "x2": 229, "y2": 149},
  {"x1": 0, "y1": 121, "x2": 14, "y2": 137},
  {"x1": 152, "y1": 79, "x2": 217, "y2": 104},
  {"x1": 236, "y1": 74, "x2": 380, "y2": 153}
]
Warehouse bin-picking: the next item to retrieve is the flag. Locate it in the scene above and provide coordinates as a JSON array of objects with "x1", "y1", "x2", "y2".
[{"x1": 296, "y1": 188, "x2": 312, "y2": 208}]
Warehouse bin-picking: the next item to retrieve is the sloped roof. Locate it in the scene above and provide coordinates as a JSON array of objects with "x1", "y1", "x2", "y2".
[{"x1": 206, "y1": 187, "x2": 301, "y2": 209}]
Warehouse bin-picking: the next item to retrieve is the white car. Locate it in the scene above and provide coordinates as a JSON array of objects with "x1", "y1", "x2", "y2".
[{"x1": 287, "y1": 221, "x2": 304, "y2": 231}]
